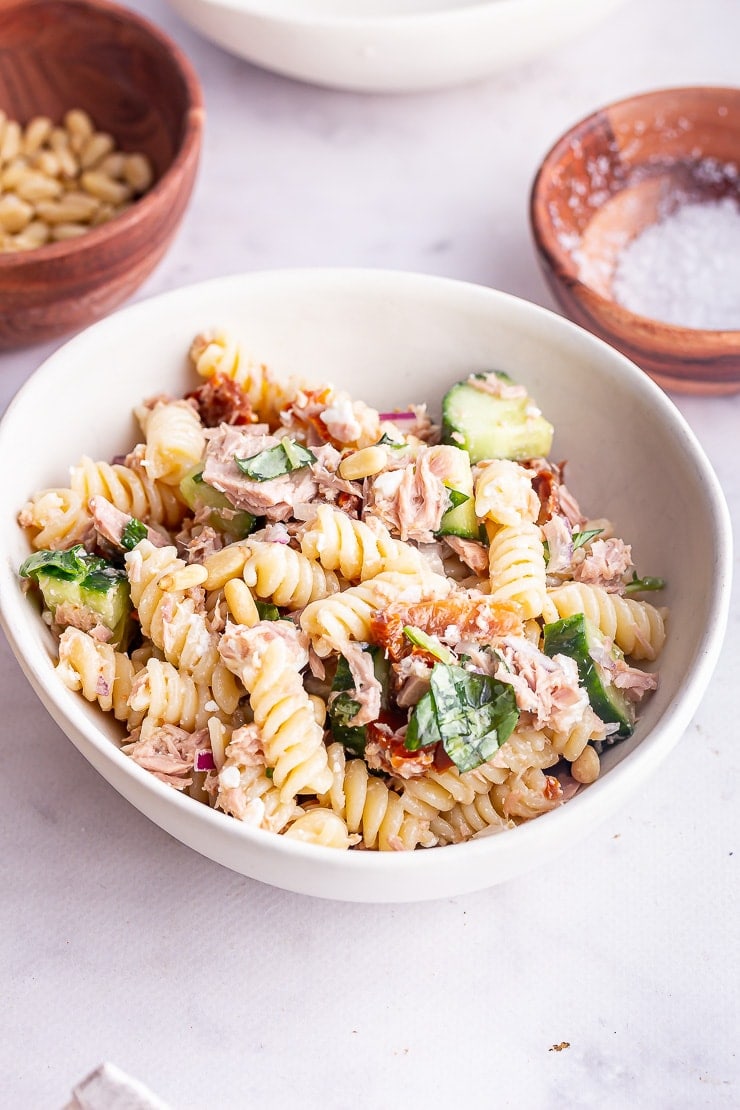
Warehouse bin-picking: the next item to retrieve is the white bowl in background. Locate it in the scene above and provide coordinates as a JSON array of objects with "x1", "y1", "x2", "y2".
[
  {"x1": 0, "y1": 269, "x2": 731, "y2": 902},
  {"x1": 163, "y1": 0, "x2": 630, "y2": 93}
]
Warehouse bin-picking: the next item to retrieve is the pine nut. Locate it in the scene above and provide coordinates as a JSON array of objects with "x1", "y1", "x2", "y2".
[
  {"x1": 80, "y1": 170, "x2": 131, "y2": 205},
  {"x1": 64, "y1": 108, "x2": 94, "y2": 153},
  {"x1": 98, "y1": 152, "x2": 127, "y2": 180},
  {"x1": 12, "y1": 220, "x2": 50, "y2": 250},
  {"x1": 0, "y1": 120, "x2": 22, "y2": 164},
  {"x1": 224, "y1": 578, "x2": 260, "y2": 627},
  {"x1": 203, "y1": 544, "x2": 251, "y2": 591},
  {"x1": 571, "y1": 745, "x2": 600, "y2": 784},
  {"x1": 50, "y1": 223, "x2": 89, "y2": 241},
  {"x1": 0, "y1": 109, "x2": 153, "y2": 254},
  {"x1": 338, "y1": 445, "x2": 387, "y2": 480},
  {"x1": 158, "y1": 564, "x2": 209, "y2": 592},
  {"x1": 124, "y1": 153, "x2": 154, "y2": 193},
  {"x1": 79, "y1": 132, "x2": 115, "y2": 170},
  {"x1": 36, "y1": 193, "x2": 100, "y2": 224},
  {"x1": 22, "y1": 116, "x2": 53, "y2": 156},
  {"x1": 0, "y1": 195, "x2": 34, "y2": 234}
]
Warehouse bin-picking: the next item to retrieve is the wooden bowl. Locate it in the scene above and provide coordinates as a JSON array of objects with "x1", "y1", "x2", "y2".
[
  {"x1": 530, "y1": 86, "x2": 740, "y2": 395},
  {"x1": 0, "y1": 0, "x2": 204, "y2": 349}
]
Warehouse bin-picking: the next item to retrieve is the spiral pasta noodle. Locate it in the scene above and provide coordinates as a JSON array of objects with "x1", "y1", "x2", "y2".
[
  {"x1": 320, "y1": 743, "x2": 432, "y2": 851},
  {"x1": 487, "y1": 520, "x2": 548, "y2": 619},
  {"x1": 128, "y1": 658, "x2": 214, "y2": 731},
  {"x1": 56, "y1": 627, "x2": 143, "y2": 726},
  {"x1": 136, "y1": 399, "x2": 206, "y2": 487},
  {"x1": 284, "y1": 809, "x2": 355, "y2": 849},
  {"x1": 70, "y1": 456, "x2": 186, "y2": 529},
  {"x1": 125, "y1": 540, "x2": 221, "y2": 685},
  {"x1": 219, "y1": 626, "x2": 332, "y2": 803},
  {"x1": 548, "y1": 582, "x2": 666, "y2": 661},
  {"x1": 241, "y1": 540, "x2": 341, "y2": 610},
  {"x1": 300, "y1": 504, "x2": 426, "y2": 581},
  {"x1": 189, "y1": 329, "x2": 303, "y2": 426},
  {"x1": 18, "y1": 488, "x2": 92, "y2": 551},
  {"x1": 301, "y1": 569, "x2": 447, "y2": 656}
]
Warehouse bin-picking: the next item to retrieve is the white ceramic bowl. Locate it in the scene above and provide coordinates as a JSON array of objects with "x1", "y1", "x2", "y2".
[
  {"x1": 164, "y1": 0, "x2": 630, "y2": 93},
  {"x1": 0, "y1": 269, "x2": 731, "y2": 902}
]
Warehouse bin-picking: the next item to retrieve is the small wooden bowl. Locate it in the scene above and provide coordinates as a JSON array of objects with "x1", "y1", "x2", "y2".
[
  {"x1": 0, "y1": 0, "x2": 204, "y2": 349},
  {"x1": 530, "y1": 87, "x2": 740, "y2": 395}
]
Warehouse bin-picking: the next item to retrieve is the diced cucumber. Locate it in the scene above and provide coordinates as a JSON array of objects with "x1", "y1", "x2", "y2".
[
  {"x1": 20, "y1": 547, "x2": 133, "y2": 648},
  {"x1": 180, "y1": 469, "x2": 257, "y2": 539},
  {"x1": 441, "y1": 372, "x2": 554, "y2": 463},
  {"x1": 543, "y1": 613, "x2": 634, "y2": 739},
  {"x1": 37, "y1": 570, "x2": 131, "y2": 649},
  {"x1": 436, "y1": 444, "x2": 478, "y2": 539}
]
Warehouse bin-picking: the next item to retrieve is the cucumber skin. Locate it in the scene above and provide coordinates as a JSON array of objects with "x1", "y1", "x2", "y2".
[
  {"x1": 436, "y1": 445, "x2": 479, "y2": 540},
  {"x1": 441, "y1": 380, "x2": 554, "y2": 463},
  {"x1": 543, "y1": 613, "x2": 634, "y2": 739}
]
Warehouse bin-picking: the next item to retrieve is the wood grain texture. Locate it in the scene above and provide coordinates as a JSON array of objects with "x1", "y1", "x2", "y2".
[
  {"x1": 0, "y1": 0, "x2": 204, "y2": 348},
  {"x1": 530, "y1": 86, "x2": 740, "y2": 395}
]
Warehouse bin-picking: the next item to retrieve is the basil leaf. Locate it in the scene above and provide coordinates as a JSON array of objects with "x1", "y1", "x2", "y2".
[
  {"x1": 405, "y1": 662, "x2": 519, "y2": 773},
  {"x1": 624, "y1": 572, "x2": 666, "y2": 595},
  {"x1": 20, "y1": 545, "x2": 105, "y2": 583},
  {"x1": 572, "y1": 528, "x2": 604, "y2": 551},
  {"x1": 120, "y1": 518, "x2": 148, "y2": 551},
  {"x1": 235, "y1": 438, "x2": 316, "y2": 481},
  {"x1": 254, "y1": 600, "x2": 281, "y2": 621},
  {"x1": 445, "y1": 488, "x2": 470, "y2": 510}
]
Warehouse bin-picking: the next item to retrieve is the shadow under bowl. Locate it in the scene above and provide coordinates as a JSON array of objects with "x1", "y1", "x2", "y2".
[
  {"x1": 0, "y1": 0, "x2": 204, "y2": 349},
  {"x1": 530, "y1": 86, "x2": 740, "y2": 395}
]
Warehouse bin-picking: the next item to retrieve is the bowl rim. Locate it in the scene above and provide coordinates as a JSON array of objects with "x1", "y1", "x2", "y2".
[
  {"x1": 0, "y1": 267, "x2": 733, "y2": 894},
  {"x1": 175, "y1": 0, "x2": 625, "y2": 32},
  {"x1": 529, "y1": 83, "x2": 740, "y2": 342},
  {"x1": 0, "y1": 0, "x2": 205, "y2": 271}
]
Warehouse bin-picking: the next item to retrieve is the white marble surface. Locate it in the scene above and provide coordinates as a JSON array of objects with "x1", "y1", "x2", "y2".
[{"x1": 2, "y1": 2, "x2": 739, "y2": 1107}]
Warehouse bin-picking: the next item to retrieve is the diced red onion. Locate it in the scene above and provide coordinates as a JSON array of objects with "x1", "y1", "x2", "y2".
[
  {"x1": 194, "y1": 749, "x2": 216, "y2": 772},
  {"x1": 379, "y1": 410, "x2": 415, "y2": 421}
]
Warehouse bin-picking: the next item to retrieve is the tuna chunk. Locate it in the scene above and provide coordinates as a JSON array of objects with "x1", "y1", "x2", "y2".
[{"x1": 203, "y1": 424, "x2": 319, "y2": 520}]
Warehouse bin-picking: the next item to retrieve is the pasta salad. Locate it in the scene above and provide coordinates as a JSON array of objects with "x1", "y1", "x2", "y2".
[{"x1": 17, "y1": 331, "x2": 667, "y2": 851}]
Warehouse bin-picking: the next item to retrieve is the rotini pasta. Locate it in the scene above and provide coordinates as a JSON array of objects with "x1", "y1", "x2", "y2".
[
  {"x1": 548, "y1": 582, "x2": 667, "y2": 661},
  {"x1": 300, "y1": 504, "x2": 426, "y2": 581},
  {"x1": 70, "y1": 455, "x2": 186, "y2": 529},
  {"x1": 240, "y1": 539, "x2": 341, "y2": 610},
  {"x1": 18, "y1": 332, "x2": 667, "y2": 852},
  {"x1": 488, "y1": 520, "x2": 548, "y2": 619},
  {"x1": 136, "y1": 399, "x2": 206, "y2": 487}
]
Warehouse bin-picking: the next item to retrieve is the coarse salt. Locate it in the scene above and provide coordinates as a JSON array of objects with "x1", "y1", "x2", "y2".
[{"x1": 611, "y1": 197, "x2": 740, "y2": 329}]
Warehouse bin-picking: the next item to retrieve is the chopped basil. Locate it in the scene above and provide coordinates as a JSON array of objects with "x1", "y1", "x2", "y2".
[
  {"x1": 235, "y1": 437, "x2": 316, "y2": 482},
  {"x1": 624, "y1": 572, "x2": 666, "y2": 595},
  {"x1": 403, "y1": 625, "x2": 455, "y2": 665},
  {"x1": 377, "y1": 431, "x2": 406, "y2": 448},
  {"x1": 265, "y1": 767, "x2": 274, "y2": 780},
  {"x1": 120, "y1": 517, "x2": 148, "y2": 551},
  {"x1": 544, "y1": 527, "x2": 603, "y2": 566},
  {"x1": 328, "y1": 649, "x2": 391, "y2": 757},
  {"x1": 572, "y1": 528, "x2": 604, "y2": 551},
  {"x1": 254, "y1": 599, "x2": 281, "y2": 621},
  {"x1": 405, "y1": 662, "x2": 519, "y2": 773},
  {"x1": 20, "y1": 545, "x2": 110, "y2": 585},
  {"x1": 445, "y1": 488, "x2": 470, "y2": 511}
]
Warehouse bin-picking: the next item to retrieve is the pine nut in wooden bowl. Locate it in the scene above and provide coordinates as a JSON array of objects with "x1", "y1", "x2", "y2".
[
  {"x1": 0, "y1": 0, "x2": 204, "y2": 349},
  {"x1": 530, "y1": 87, "x2": 740, "y2": 395}
]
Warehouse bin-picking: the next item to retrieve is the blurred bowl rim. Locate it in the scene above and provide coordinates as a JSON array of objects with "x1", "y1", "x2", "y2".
[
  {"x1": 0, "y1": 0, "x2": 205, "y2": 272},
  {"x1": 529, "y1": 84, "x2": 740, "y2": 342}
]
